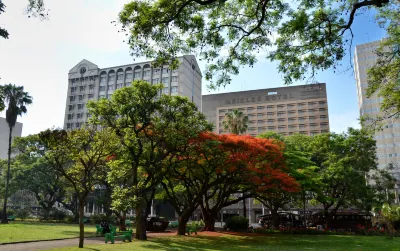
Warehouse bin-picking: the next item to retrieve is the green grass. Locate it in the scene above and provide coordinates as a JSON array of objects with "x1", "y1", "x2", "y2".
[
  {"x1": 47, "y1": 234, "x2": 400, "y2": 251},
  {"x1": 0, "y1": 222, "x2": 96, "y2": 244}
]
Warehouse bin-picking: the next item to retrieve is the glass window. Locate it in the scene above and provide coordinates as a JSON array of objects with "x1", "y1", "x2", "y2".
[
  {"x1": 69, "y1": 105, "x2": 74, "y2": 111},
  {"x1": 172, "y1": 76, "x2": 178, "y2": 82},
  {"x1": 69, "y1": 96, "x2": 75, "y2": 102},
  {"x1": 100, "y1": 76, "x2": 106, "y2": 83},
  {"x1": 117, "y1": 73, "x2": 124, "y2": 80},
  {"x1": 162, "y1": 77, "x2": 169, "y2": 84},
  {"x1": 88, "y1": 94, "x2": 93, "y2": 99},
  {"x1": 70, "y1": 87, "x2": 76, "y2": 93},
  {"x1": 144, "y1": 70, "x2": 150, "y2": 76},
  {"x1": 126, "y1": 73, "x2": 133, "y2": 79},
  {"x1": 108, "y1": 85, "x2": 114, "y2": 91},
  {"x1": 79, "y1": 95, "x2": 84, "y2": 101},
  {"x1": 153, "y1": 78, "x2": 160, "y2": 84},
  {"x1": 68, "y1": 114, "x2": 74, "y2": 120},
  {"x1": 171, "y1": 86, "x2": 178, "y2": 93},
  {"x1": 99, "y1": 86, "x2": 106, "y2": 92},
  {"x1": 134, "y1": 72, "x2": 141, "y2": 78},
  {"x1": 80, "y1": 86, "x2": 85, "y2": 92},
  {"x1": 99, "y1": 95, "x2": 106, "y2": 99},
  {"x1": 162, "y1": 87, "x2": 169, "y2": 94},
  {"x1": 108, "y1": 75, "x2": 115, "y2": 81}
]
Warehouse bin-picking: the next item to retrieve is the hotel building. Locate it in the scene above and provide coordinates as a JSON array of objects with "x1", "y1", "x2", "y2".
[
  {"x1": 64, "y1": 55, "x2": 202, "y2": 130},
  {"x1": 354, "y1": 39, "x2": 400, "y2": 171},
  {"x1": 202, "y1": 83, "x2": 330, "y2": 136}
]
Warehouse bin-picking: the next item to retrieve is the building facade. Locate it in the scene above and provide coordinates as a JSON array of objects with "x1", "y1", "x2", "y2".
[
  {"x1": 64, "y1": 55, "x2": 202, "y2": 130},
  {"x1": 354, "y1": 39, "x2": 400, "y2": 172},
  {"x1": 202, "y1": 83, "x2": 330, "y2": 136},
  {"x1": 0, "y1": 117, "x2": 22, "y2": 159}
]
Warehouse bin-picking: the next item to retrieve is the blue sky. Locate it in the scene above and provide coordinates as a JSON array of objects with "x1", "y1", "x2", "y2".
[{"x1": 0, "y1": 1, "x2": 386, "y2": 136}]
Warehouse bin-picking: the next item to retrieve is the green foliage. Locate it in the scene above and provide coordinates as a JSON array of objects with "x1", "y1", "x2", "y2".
[
  {"x1": 225, "y1": 216, "x2": 249, "y2": 231},
  {"x1": 118, "y1": 0, "x2": 391, "y2": 88},
  {"x1": 363, "y1": 2, "x2": 400, "y2": 129},
  {"x1": 222, "y1": 109, "x2": 249, "y2": 134},
  {"x1": 14, "y1": 208, "x2": 30, "y2": 220},
  {"x1": 91, "y1": 214, "x2": 117, "y2": 225}
]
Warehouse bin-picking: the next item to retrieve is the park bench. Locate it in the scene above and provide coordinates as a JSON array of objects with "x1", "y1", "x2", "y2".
[
  {"x1": 186, "y1": 224, "x2": 198, "y2": 235},
  {"x1": 105, "y1": 225, "x2": 133, "y2": 244},
  {"x1": 7, "y1": 215, "x2": 16, "y2": 221},
  {"x1": 95, "y1": 224, "x2": 103, "y2": 236},
  {"x1": 169, "y1": 221, "x2": 179, "y2": 228}
]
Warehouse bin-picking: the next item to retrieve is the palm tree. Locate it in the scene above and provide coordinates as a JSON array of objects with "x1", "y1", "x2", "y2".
[
  {"x1": 381, "y1": 203, "x2": 400, "y2": 239},
  {"x1": 221, "y1": 109, "x2": 249, "y2": 135},
  {"x1": 221, "y1": 108, "x2": 249, "y2": 217},
  {"x1": 1, "y1": 84, "x2": 32, "y2": 224}
]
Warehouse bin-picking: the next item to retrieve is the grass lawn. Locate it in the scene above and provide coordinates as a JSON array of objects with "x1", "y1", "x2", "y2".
[
  {"x1": 0, "y1": 222, "x2": 96, "y2": 244},
  {"x1": 47, "y1": 234, "x2": 400, "y2": 251}
]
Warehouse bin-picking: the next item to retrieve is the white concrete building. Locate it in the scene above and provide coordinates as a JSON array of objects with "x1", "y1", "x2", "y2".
[
  {"x1": 0, "y1": 117, "x2": 23, "y2": 159},
  {"x1": 354, "y1": 39, "x2": 400, "y2": 173},
  {"x1": 64, "y1": 55, "x2": 202, "y2": 130}
]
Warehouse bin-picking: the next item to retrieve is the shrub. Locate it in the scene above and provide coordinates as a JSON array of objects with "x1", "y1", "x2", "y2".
[
  {"x1": 225, "y1": 216, "x2": 249, "y2": 231},
  {"x1": 91, "y1": 213, "x2": 117, "y2": 224},
  {"x1": 15, "y1": 208, "x2": 31, "y2": 220},
  {"x1": 187, "y1": 220, "x2": 205, "y2": 229}
]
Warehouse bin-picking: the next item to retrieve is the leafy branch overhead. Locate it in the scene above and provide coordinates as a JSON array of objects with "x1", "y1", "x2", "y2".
[{"x1": 118, "y1": 0, "x2": 391, "y2": 88}]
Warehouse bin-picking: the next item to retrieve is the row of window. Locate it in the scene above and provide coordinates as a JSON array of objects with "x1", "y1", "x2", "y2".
[
  {"x1": 66, "y1": 122, "x2": 84, "y2": 129},
  {"x1": 71, "y1": 85, "x2": 95, "y2": 94},
  {"x1": 67, "y1": 111, "x2": 90, "y2": 120},
  {"x1": 363, "y1": 98, "x2": 384, "y2": 105},
  {"x1": 357, "y1": 55, "x2": 377, "y2": 61},
  {"x1": 70, "y1": 76, "x2": 96, "y2": 85},
  {"x1": 219, "y1": 101, "x2": 327, "y2": 113},
  {"x1": 363, "y1": 107, "x2": 380, "y2": 114},
  {"x1": 377, "y1": 153, "x2": 400, "y2": 158},
  {"x1": 99, "y1": 69, "x2": 177, "y2": 83},
  {"x1": 220, "y1": 130, "x2": 328, "y2": 136},
  {"x1": 377, "y1": 143, "x2": 400, "y2": 148},
  {"x1": 357, "y1": 46, "x2": 378, "y2": 53},
  {"x1": 375, "y1": 133, "x2": 400, "y2": 139},
  {"x1": 69, "y1": 94, "x2": 94, "y2": 102}
]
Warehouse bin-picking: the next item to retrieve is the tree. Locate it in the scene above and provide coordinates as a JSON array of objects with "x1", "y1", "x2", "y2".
[
  {"x1": 309, "y1": 128, "x2": 378, "y2": 227},
  {"x1": 118, "y1": 0, "x2": 393, "y2": 88},
  {"x1": 1, "y1": 84, "x2": 32, "y2": 224},
  {"x1": 195, "y1": 132, "x2": 298, "y2": 231},
  {"x1": 12, "y1": 135, "x2": 68, "y2": 219},
  {"x1": 222, "y1": 109, "x2": 249, "y2": 135},
  {"x1": 39, "y1": 128, "x2": 117, "y2": 248},
  {"x1": 380, "y1": 203, "x2": 400, "y2": 239},
  {"x1": 363, "y1": 2, "x2": 400, "y2": 128},
  {"x1": 87, "y1": 81, "x2": 211, "y2": 240},
  {"x1": 256, "y1": 132, "x2": 317, "y2": 228}
]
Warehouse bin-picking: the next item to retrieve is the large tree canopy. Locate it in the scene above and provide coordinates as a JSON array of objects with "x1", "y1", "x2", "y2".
[{"x1": 118, "y1": 0, "x2": 393, "y2": 89}]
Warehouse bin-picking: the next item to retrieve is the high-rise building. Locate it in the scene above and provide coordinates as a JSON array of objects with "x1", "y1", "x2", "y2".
[
  {"x1": 354, "y1": 39, "x2": 400, "y2": 171},
  {"x1": 0, "y1": 117, "x2": 23, "y2": 159},
  {"x1": 202, "y1": 83, "x2": 330, "y2": 136},
  {"x1": 64, "y1": 55, "x2": 202, "y2": 130}
]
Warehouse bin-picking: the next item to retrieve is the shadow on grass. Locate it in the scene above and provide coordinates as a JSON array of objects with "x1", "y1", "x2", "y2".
[{"x1": 137, "y1": 234, "x2": 400, "y2": 251}]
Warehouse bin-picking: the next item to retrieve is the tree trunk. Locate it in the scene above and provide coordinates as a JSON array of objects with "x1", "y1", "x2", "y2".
[
  {"x1": 243, "y1": 197, "x2": 246, "y2": 218},
  {"x1": 1, "y1": 127, "x2": 13, "y2": 224},
  {"x1": 177, "y1": 216, "x2": 189, "y2": 235},
  {"x1": 135, "y1": 204, "x2": 147, "y2": 240},
  {"x1": 78, "y1": 200, "x2": 85, "y2": 248},
  {"x1": 201, "y1": 209, "x2": 216, "y2": 231},
  {"x1": 271, "y1": 209, "x2": 280, "y2": 229},
  {"x1": 118, "y1": 212, "x2": 126, "y2": 231}
]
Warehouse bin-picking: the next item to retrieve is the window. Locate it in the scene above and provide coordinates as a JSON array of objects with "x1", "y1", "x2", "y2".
[
  {"x1": 257, "y1": 114, "x2": 263, "y2": 119},
  {"x1": 99, "y1": 86, "x2": 106, "y2": 92},
  {"x1": 78, "y1": 104, "x2": 84, "y2": 110},
  {"x1": 153, "y1": 78, "x2": 160, "y2": 84},
  {"x1": 134, "y1": 72, "x2": 141, "y2": 78},
  {"x1": 88, "y1": 94, "x2": 93, "y2": 99},
  {"x1": 77, "y1": 113, "x2": 83, "y2": 119},
  {"x1": 257, "y1": 106, "x2": 264, "y2": 111},
  {"x1": 68, "y1": 114, "x2": 74, "y2": 120},
  {"x1": 125, "y1": 82, "x2": 131, "y2": 87},
  {"x1": 89, "y1": 85, "x2": 94, "y2": 91},
  {"x1": 162, "y1": 77, "x2": 169, "y2": 84},
  {"x1": 100, "y1": 76, "x2": 106, "y2": 83},
  {"x1": 144, "y1": 70, "x2": 150, "y2": 76},
  {"x1": 162, "y1": 87, "x2": 169, "y2": 94},
  {"x1": 87, "y1": 113, "x2": 92, "y2": 118},
  {"x1": 172, "y1": 76, "x2": 178, "y2": 82},
  {"x1": 70, "y1": 87, "x2": 76, "y2": 93},
  {"x1": 79, "y1": 95, "x2": 84, "y2": 101},
  {"x1": 126, "y1": 73, "x2": 133, "y2": 79},
  {"x1": 108, "y1": 85, "x2": 114, "y2": 91},
  {"x1": 76, "y1": 122, "x2": 81, "y2": 128},
  {"x1": 117, "y1": 83, "x2": 123, "y2": 89},
  {"x1": 67, "y1": 123, "x2": 71, "y2": 129},
  {"x1": 154, "y1": 69, "x2": 161, "y2": 74},
  {"x1": 108, "y1": 75, "x2": 115, "y2": 81},
  {"x1": 163, "y1": 68, "x2": 169, "y2": 73},
  {"x1": 268, "y1": 91, "x2": 277, "y2": 95},
  {"x1": 68, "y1": 105, "x2": 74, "y2": 111},
  {"x1": 80, "y1": 86, "x2": 85, "y2": 92},
  {"x1": 69, "y1": 96, "x2": 75, "y2": 102},
  {"x1": 171, "y1": 86, "x2": 178, "y2": 93},
  {"x1": 99, "y1": 95, "x2": 106, "y2": 99},
  {"x1": 107, "y1": 94, "x2": 112, "y2": 99},
  {"x1": 71, "y1": 79, "x2": 76, "y2": 85},
  {"x1": 117, "y1": 73, "x2": 124, "y2": 80}
]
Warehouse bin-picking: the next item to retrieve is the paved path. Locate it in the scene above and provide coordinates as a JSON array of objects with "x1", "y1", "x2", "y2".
[
  {"x1": 0, "y1": 237, "x2": 105, "y2": 251},
  {"x1": 0, "y1": 231, "x2": 178, "y2": 251}
]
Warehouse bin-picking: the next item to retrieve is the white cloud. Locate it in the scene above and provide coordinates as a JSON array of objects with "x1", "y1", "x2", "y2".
[{"x1": 329, "y1": 110, "x2": 361, "y2": 134}]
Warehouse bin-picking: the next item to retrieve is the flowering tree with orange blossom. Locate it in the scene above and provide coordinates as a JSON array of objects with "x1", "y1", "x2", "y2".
[{"x1": 193, "y1": 132, "x2": 299, "y2": 231}]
